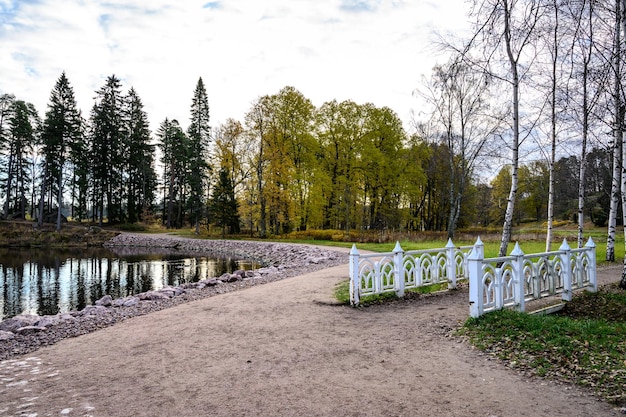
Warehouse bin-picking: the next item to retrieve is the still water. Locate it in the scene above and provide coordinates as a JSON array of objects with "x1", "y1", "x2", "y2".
[{"x1": 0, "y1": 247, "x2": 260, "y2": 320}]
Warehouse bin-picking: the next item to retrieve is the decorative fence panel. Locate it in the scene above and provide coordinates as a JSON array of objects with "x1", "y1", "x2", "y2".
[
  {"x1": 349, "y1": 237, "x2": 597, "y2": 317},
  {"x1": 468, "y1": 238, "x2": 597, "y2": 318},
  {"x1": 349, "y1": 239, "x2": 476, "y2": 306}
]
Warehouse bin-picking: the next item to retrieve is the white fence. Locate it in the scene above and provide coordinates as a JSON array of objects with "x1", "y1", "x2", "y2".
[
  {"x1": 349, "y1": 238, "x2": 597, "y2": 317},
  {"x1": 349, "y1": 239, "x2": 475, "y2": 306},
  {"x1": 468, "y1": 238, "x2": 597, "y2": 318}
]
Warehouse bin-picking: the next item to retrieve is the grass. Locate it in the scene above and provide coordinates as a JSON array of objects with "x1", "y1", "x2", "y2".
[
  {"x1": 333, "y1": 279, "x2": 451, "y2": 306},
  {"x1": 459, "y1": 283, "x2": 626, "y2": 406}
]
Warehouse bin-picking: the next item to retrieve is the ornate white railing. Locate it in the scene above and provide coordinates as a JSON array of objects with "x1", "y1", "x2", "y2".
[
  {"x1": 349, "y1": 237, "x2": 597, "y2": 316},
  {"x1": 468, "y1": 238, "x2": 597, "y2": 318},
  {"x1": 349, "y1": 239, "x2": 475, "y2": 306}
]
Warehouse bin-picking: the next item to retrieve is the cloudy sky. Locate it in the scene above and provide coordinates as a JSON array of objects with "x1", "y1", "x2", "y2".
[{"x1": 1, "y1": 0, "x2": 470, "y2": 132}]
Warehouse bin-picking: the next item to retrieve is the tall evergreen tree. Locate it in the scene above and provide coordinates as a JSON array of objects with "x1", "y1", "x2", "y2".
[
  {"x1": 89, "y1": 75, "x2": 125, "y2": 225},
  {"x1": 157, "y1": 118, "x2": 188, "y2": 229},
  {"x1": 209, "y1": 168, "x2": 240, "y2": 236},
  {"x1": 40, "y1": 72, "x2": 82, "y2": 229},
  {"x1": 124, "y1": 88, "x2": 157, "y2": 223},
  {"x1": 4, "y1": 100, "x2": 38, "y2": 220},
  {"x1": 187, "y1": 77, "x2": 211, "y2": 234}
]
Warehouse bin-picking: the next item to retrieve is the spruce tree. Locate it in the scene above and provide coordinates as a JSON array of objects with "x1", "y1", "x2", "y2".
[
  {"x1": 157, "y1": 118, "x2": 188, "y2": 228},
  {"x1": 4, "y1": 100, "x2": 38, "y2": 220},
  {"x1": 89, "y1": 75, "x2": 125, "y2": 225},
  {"x1": 209, "y1": 168, "x2": 240, "y2": 236},
  {"x1": 187, "y1": 77, "x2": 211, "y2": 233},
  {"x1": 124, "y1": 88, "x2": 157, "y2": 223},
  {"x1": 40, "y1": 72, "x2": 81, "y2": 229}
]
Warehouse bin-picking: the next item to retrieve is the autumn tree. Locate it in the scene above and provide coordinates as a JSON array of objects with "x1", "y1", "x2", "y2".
[
  {"x1": 417, "y1": 57, "x2": 502, "y2": 238},
  {"x1": 459, "y1": 0, "x2": 543, "y2": 256}
]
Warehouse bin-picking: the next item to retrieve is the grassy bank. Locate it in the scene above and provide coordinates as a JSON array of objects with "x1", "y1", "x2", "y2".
[
  {"x1": 459, "y1": 284, "x2": 626, "y2": 406},
  {"x1": 0, "y1": 220, "x2": 118, "y2": 248}
]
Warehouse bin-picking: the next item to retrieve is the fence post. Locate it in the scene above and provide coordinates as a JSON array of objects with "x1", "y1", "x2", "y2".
[
  {"x1": 511, "y1": 242, "x2": 525, "y2": 312},
  {"x1": 585, "y1": 237, "x2": 597, "y2": 292},
  {"x1": 559, "y1": 239, "x2": 572, "y2": 302},
  {"x1": 393, "y1": 241, "x2": 405, "y2": 298},
  {"x1": 468, "y1": 238, "x2": 484, "y2": 318},
  {"x1": 349, "y1": 244, "x2": 360, "y2": 306},
  {"x1": 445, "y1": 238, "x2": 457, "y2": 289}
]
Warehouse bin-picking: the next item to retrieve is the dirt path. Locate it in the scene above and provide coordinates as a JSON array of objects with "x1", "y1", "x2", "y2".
[{"x1": 0, "y1": 254, "x2": 621, "y2": 416}]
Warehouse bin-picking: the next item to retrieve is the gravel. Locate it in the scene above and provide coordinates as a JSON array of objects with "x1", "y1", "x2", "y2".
[{"x1": 0, "y1": 233, "x2": 348, "y2": 361}]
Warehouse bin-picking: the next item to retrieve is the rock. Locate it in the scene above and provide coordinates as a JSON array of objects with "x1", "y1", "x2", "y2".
[
  {"x1": 206, "y1": 279, "x2": 220, "y2": 287},
  {"x1": 226, "y1": 274, "x2": 240, "y2": 282},
  {"x1": 36, "y1": 315, "x2": 62, "y2": 327},
  {"x1": 96, "y1": 295, "x2": 113, "y2": 307},
  {"x1": 16, "y1": 325, "x2": 47, "y2": 334},
  {"x1": 0, "y1": 314, "x2": 40, "y2": 332},
  {"x1": 80, "y1": 305, "x2": 112, "y2": 316},
  {"x1": 0, "y1": 330, "x2": 15, "y2": 340},
  {"x1": 137, "y1": 291, "x2": 170, "y2": 301},
  {"x1": 122, "y1": 297, "x2": 140, "y2": 307},
  {"x1": 112, "y1": 296, "x2": 140, "y2": 307}
]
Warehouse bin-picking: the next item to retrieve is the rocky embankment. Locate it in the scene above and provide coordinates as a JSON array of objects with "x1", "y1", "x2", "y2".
[{"x1": 0, "y1": 234, "x2": 348, "y2": 360}]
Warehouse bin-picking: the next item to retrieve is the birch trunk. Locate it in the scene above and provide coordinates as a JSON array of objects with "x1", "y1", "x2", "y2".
[
  {"x1": 498, "y1": 1, "x2": 520, "y2": 258},
  {"x1": 608, "y1": 0, "x2": 623, "y2": 263},
  {"x1": 619, "y1": 0, "x2": 626, "y2": 289},
  {"x1": 546, "y1": 1, "x2": 559, "y2": 252}
]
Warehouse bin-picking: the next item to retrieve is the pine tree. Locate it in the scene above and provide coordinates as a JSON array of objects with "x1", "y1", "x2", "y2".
[
  {"x1": 40, "y1": 72, "x2": 82, "y2": 229},
  {"x1": 209, "y1": 168, "x2": 240, "y2": 236},
  {"x1": 186, "y1": 77, "x2": 211, "y2": 233}
]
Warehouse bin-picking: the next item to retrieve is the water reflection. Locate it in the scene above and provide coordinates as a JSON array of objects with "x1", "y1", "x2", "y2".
[{"x1": 0, "y1": 248, "x2": 259, "y2": 320}]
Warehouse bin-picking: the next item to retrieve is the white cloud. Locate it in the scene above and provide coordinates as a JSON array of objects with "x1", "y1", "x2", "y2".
[{"x1": 0, "y1": 0, "x2": 470, "y2": 132}]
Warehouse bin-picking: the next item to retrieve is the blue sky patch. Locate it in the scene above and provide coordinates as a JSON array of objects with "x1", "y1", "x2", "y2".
[
  {"x1": 339, "y1": 0, "x2": 380, "y2": 13},
  {"x1": 202, "y1": 1, "x2": 221, "y2": 9}
]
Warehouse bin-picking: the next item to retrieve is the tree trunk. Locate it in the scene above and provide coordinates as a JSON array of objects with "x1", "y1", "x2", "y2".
[
  {"x1": 37, "y1": 165, "x2": 47, "y2": 227},
  {"x1": 56, "y1": 169, "x2": 63, "y2": 231},
  {"x1": 609, "y1": 0, "x2": 623, "y2": 263},
  {"x1": 498, "y1": 2, "x2": 521, "y2": 258},
  {"x1": 546, "y1": 3, "x2": 558, "y2": 252}
]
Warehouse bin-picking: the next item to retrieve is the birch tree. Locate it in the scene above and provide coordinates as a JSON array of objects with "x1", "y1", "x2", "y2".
[
  {"x1": 416, "y1": 58, "x2": 503, "y2": 238},
  {"x1": 459, "y1": 0, "x2": 543, "y2": 256}
]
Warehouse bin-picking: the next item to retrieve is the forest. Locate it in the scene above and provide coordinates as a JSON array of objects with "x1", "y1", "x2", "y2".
[{"x1": 0, "y1": 0, "x2": 625, "y2": 262}]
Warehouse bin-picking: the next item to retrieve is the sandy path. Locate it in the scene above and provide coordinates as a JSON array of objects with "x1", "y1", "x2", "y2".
[{"x1": 0, "y1": 259, "x2": 621, "y2": 416}]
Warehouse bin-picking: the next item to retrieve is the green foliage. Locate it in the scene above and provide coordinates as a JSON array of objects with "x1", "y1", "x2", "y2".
[{"x1": 209, "y1": 168, "x2": 240, "y2": 236}]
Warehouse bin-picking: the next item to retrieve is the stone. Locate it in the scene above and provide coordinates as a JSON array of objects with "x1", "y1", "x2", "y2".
[
  {"x1": 36, "y1": 315, "x2": 62, "y2": 327},
  {"x1": 0, "y1": 330, "x2": 15, "y2": 340},
  {"x1": 96, "y1": 295, "x2": 113, "y2": 307},
  {"x1": 229, "y1": 274, "x2": 242, "y2": 282},
  {"x1": 137, "y1": 291, "x2": 170, "y2": 301},
  {"x1": 122, "y1": 297, "x2": 140, "y2": 307},
  {"x1": 80, "y1": 305, "x2": 111, "y2": 316},
  {"x1": 16, "y1": 325, "x2": 47, "y2": 334},
  {"x1": 0, "y1": 314, "x2": 40, "y2": 332}
]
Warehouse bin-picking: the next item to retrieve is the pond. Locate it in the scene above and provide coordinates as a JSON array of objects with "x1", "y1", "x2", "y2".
[{"x1": 0, "y1": 247, "x2": 260, "y2": 320}]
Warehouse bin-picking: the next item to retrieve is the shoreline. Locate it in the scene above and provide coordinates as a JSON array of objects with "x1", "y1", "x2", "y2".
[{"x1": 0, "y1": 233, "x2": 349, "y2": 361}]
